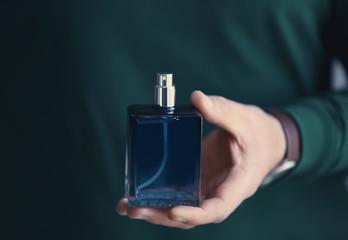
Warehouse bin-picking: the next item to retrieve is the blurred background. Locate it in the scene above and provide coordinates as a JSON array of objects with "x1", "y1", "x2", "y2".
[{"x1": 1, "y1": 0, "x2": 348, "y2": 239}]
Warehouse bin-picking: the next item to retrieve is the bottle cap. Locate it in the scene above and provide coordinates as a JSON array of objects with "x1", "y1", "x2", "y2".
[{"x1": 154, "y1": 73, "x2": 176, "y2": 108}]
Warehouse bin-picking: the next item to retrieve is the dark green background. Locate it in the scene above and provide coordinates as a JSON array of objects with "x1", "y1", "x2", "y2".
[{"x1": 1, "y1": 0, "x2": 348, "y2": 239}]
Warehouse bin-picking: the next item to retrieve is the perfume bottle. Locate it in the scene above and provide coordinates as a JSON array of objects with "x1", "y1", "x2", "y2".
[{"x1": 126, "y1": 73, "x2": 202, "y2": 207}]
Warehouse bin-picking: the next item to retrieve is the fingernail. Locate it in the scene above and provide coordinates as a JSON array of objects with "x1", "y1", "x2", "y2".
[{"x1": 116, "y1": 198, "x2": 128, "y2": 215}]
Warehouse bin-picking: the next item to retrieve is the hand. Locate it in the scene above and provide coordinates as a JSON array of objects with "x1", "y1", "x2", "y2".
[{"x1": 116, "y1": 91, "x2": 286, "y2": 229}]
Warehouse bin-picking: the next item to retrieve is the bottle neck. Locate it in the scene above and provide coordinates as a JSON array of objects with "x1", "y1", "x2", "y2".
[{"x1": 153, "y1": 105, "x2": 175, "y2": 114}]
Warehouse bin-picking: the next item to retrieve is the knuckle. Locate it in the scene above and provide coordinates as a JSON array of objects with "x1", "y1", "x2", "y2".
[
  {"x1": 213, "y1": 216, "x2": 225, "y2": 224},
  {"x1": 213, "y1": 209, "x2": 229, "y2": 224},
  {"x1": 189, "y1": 218, "x2": 203, "y2": 226},
  {"x1": 180, "y1": 224, "x2": 195, "y2": 230},
  {"x1": 145, "y1": 217, "x2": 162, "y2": 225},
  {"x1": 208, "y1": 200, "x2": 228, "y2": 224},
  {"x1": 245, "y1": 184, "x2": 259, "y2": 198},
  {"x1": 168, "y1": 209, "x2": 193, "y2": 225},
  {"x1": 167, "y1": 210, "x2": 179, "y2": 221}
]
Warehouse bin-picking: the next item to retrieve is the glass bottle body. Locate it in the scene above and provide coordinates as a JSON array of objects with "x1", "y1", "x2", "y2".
[{"x1": 126, "y1": 105, "x2": 202, "y2": 207}]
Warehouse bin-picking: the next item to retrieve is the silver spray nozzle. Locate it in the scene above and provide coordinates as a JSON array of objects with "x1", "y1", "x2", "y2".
[{"x1": 154, "y1": 73, "x2": 176, "y2": 108}]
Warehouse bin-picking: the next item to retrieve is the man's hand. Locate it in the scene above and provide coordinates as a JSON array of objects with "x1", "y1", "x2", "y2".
[{"x1": 116, "y1": 91, "x2": 286, "y2": 229}]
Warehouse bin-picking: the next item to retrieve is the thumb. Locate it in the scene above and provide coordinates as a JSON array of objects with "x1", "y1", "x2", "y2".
[{"x1": 190, "y1": 91, "x2": 244, "y2": 134}]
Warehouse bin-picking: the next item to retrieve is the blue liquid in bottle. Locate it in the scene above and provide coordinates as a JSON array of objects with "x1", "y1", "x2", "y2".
[{"x1": 125, "y1": 73, "x2": 202, "y2": 207}]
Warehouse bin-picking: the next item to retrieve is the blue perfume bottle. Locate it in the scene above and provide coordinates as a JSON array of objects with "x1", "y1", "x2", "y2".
[{"x1": 126, "y1": 73, "x2": 202, "y2": 207}]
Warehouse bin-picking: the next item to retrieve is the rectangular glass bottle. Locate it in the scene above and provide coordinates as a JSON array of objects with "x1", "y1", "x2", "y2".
[{"x1": 125, "y1": 73, "x2": 202, "y2": 207}]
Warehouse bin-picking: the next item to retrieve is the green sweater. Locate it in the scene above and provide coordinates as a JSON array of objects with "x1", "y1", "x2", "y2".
[{"x1": 2, "y1": 0, "x2": 348, "y2": 239}]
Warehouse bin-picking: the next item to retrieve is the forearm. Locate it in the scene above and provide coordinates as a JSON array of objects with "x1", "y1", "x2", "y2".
[{"x1": 281, "y1": 90, "x2": 348, "y2": 180}]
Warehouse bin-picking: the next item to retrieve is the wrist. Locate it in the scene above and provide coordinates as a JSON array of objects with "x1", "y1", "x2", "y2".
[
  {"x1": 267, "y1": 110, "x2": 301, "y2": 163},
  {"x1": 262, "y1": 110, "x2": 301, "y2": 185}
]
